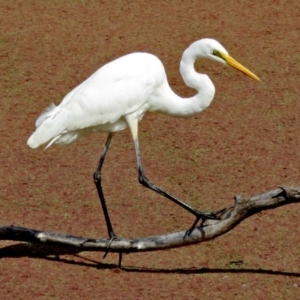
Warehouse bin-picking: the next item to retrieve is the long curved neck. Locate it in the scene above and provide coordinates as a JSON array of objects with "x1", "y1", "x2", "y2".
[
  {"x1": 153, "y1": 42, "x2": 216, "y2": 118},
  {"x1": 179, "y1": 42, "x2": 216, "y2": 113}
]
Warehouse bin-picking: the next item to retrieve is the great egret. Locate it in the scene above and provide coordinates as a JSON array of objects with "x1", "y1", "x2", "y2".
[{"x1": 27, "y1": 38, "x2": 259, "y2": 241}]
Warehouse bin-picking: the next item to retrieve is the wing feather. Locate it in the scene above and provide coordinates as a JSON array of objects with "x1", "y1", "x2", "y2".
[{"x1": 27, "y1": 53, "x2": 162, "y2": 149}]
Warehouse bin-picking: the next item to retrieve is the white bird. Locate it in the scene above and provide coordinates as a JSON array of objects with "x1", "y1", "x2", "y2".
[{"x1": 27, "y1": 38, "x2": 259, "y2": 240}]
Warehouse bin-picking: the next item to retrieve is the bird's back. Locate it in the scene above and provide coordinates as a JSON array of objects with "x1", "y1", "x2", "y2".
[{"x1": 27, "y1": 52, "x2": 167, "y2": 149}]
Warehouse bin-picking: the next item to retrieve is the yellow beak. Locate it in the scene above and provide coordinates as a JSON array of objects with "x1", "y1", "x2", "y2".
[{"x1": 223, "y1": 54, "x2": 260, "y2": 81}]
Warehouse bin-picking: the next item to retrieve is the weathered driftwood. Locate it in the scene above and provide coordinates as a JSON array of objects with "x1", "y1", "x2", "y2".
[{"x1": 0, "y1": 186, "x2": 299, "y2": 259}]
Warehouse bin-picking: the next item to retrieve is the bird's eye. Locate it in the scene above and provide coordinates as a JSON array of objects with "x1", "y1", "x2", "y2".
[{"x1": 213, "y1": 50, "x2": 223, "y2": 59}]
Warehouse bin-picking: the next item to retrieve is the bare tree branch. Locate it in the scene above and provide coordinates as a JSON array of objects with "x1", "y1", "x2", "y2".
[{"x1": 0, "y1": 186, "x2": 299, "y2": 255}]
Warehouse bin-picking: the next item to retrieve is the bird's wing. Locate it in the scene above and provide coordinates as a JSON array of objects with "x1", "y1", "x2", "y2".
[
  {"x1": 59, "y1": 72, "x2": 151, "y2": 130},
  {"x1": 27, "y1": 53, "x2": 162, "y2": 148},
  {"x1": 57, "y1": 53, "x2": 162, "y2": 131}
]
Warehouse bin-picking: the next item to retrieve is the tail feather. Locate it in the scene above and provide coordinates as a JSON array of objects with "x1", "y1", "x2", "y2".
[
  {"x1": 27, "y1": 103, "x2": 66, "y2": 149},
  {"x1": 44, "y1": 134, "x2": 62, "y2": 150},
  {"x1": 35, "y1": 103, "x2": 57, "y2": 128}
]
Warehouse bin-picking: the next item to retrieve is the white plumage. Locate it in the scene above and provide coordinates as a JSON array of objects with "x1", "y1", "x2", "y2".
[
  {"x1": 28, "y1": 53, "x2": 161, "y2": 149},
  {"x1": 27, "y1": 39, "x2": 259, "y2": 150},
  {"x1": 27, "y1": 38, "x2": 259, "y2": 241}
]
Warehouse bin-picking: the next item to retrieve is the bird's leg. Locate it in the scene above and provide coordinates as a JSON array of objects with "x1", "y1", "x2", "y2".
[
  {"x1": 133, "y1": 136, "x2": 219, "y2": 228},
  {"x1": 93, "y1": 133, "x2": 125, "y2": 267},
  {"x1": 93, "y1": 133, "x2": 118, "y2": 249}
]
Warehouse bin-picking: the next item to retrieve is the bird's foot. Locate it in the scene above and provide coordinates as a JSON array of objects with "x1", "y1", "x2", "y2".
[
  {"x1": 185, "y1": 208, "x2": 225, "y2": 237},
  {"x1": 103, "y1": 232, "x2": 124, "y2": 268},
  {"x1": 103, "y1": 232, "x2": 117, "y2": 259},
  {"x1": 196, "y1": 209, "x2": 220, "y2": 220}
]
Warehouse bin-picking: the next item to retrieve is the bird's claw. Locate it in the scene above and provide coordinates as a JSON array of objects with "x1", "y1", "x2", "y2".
[
  {"x1": 103, "y1": 233, "x2": 117, "y2": 259},
  {"x1": 185, "y1": 209, "x2": 225, "y2": 237},
  {"x1": 102, "y1": 234, "x2": 124, "y2": 268},
  {"x1": 193, "y1": 209, "x2": 221, "y2": 223}
]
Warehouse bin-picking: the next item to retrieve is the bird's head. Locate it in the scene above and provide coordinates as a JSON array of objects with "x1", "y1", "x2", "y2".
[{"x1": 197, "y1": 38, "x2": 260, "y2": 81}]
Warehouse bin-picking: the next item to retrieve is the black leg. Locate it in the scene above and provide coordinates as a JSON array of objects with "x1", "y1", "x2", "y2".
[
  {"x1": 93, "y1": 133, "x2": 116, "y2": 239},
  {"x1": 94, "y1": 133, "x2": 123, "y2": 267},
  {"x1": 133, "y1": 137, "x2": 219, "y2": 228}
]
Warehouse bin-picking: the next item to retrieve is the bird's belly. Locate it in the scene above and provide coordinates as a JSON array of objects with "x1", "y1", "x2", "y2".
[
  {"x1": 53, "y1": 118, "x2": 128, "y2": 147},
  {"x1": 91, "y1": 110, "x2": 145, "y2": 133},
  {"x1": 91, "y1": 118, "x2": 128, "y2": 133}
]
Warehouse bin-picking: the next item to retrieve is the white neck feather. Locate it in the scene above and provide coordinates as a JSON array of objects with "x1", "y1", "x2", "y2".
[{"x1": 153, "y1": 41, "x2": 216, "y2": 118}]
